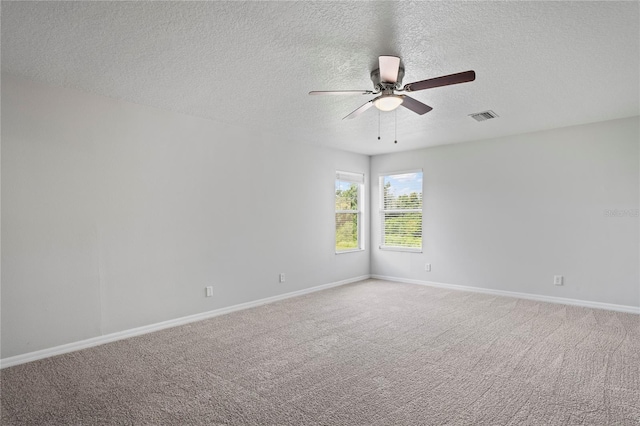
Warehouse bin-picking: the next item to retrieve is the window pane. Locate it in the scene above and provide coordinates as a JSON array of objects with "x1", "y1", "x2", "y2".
[
  {"x1": 383, "y1": 212, "x2": 422, "y2": 248},
  {"x1": 383, "y1": 173, "x2": 423, "y2": 209},
  {"x1": 336, "y1": 213, "x2": 358, "y2": 251},
  {"x1": 335, "y1": 181, "x2": 359, "y2": 211}
]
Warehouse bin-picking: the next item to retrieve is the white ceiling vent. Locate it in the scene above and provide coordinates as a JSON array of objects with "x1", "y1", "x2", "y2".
[{"x1": 469, "y1": 110, "x2": 499, "y2": 122}]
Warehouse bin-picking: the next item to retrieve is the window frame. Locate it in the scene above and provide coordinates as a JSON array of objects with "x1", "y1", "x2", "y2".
[
  {"x1": 379, "y1": 169, "x2": 423, "y2": 253},
  {"x1": 335, "y1": 171, "x2": 365, "y2": 254}
]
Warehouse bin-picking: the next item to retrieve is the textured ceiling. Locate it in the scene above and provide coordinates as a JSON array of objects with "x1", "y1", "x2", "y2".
[{"x1": 2, "y1": 1, "x2": 639, "y2": 155}]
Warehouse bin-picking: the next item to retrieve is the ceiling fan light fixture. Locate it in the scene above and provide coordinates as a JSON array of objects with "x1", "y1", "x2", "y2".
[{"x1": 374, "y1": 95, "x2": 403, "y2": 111}]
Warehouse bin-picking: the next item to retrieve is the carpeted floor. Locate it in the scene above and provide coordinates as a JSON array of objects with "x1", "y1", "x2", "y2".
[{"x1": 1, "y1": 279, "x2": 639, "y2": 425}]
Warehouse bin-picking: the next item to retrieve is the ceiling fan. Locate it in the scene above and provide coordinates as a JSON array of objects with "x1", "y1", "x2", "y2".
[{"x1": 309, "y1": 56, "x2": 475, "y2": 120}]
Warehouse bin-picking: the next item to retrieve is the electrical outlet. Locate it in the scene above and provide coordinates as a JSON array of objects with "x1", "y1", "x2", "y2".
[
  {"x1": 553, "y1": 275, "x2": 563, "y2": 286},
  {"x1": 279, "y1": 273, "x2": 286, "y2": 283},
  {"x1": 425, "y1": 263, "x2": 431, "y2": 272},
  {"x1": 205, "y1": 286, "x2": 213, "y2": 297}
]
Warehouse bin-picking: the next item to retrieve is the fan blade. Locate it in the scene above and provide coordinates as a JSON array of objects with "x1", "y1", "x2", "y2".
[
  {"x1": 400, "y1": 96, "x2": 433, "y2": 115},
  {"x1": 309, "y1": 90, "x2": 373, "y2": 95},
  {"x1": 343, "y1": 100, "x2": 374, "y2": 120},
  {"x1": 403, "y1": 70, "x2": 476, "y2": 92},
  {"x1": 379, "y1": 56, "x2": 401, "y2": 84}
]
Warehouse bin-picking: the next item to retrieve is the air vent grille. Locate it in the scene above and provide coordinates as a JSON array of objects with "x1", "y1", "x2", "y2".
[{"x1": 469, "y1": 110, "x2": 499, "y2": 122}]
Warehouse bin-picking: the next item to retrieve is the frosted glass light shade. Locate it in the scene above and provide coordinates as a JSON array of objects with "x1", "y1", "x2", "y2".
[{"x1": 374, "y1": 95, "x2": 403, "y2": 111}]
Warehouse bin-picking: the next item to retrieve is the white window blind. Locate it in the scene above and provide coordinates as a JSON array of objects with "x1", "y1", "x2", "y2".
[
  {"x1": 335, "y1": 171, "x2": 364, "y2": 252},
  {"x1": 336, "y1": 171, "x2": 365, "y2": 184},
  {"x1": 380, "y1": 171, "x2": 423, "y2": 251}
]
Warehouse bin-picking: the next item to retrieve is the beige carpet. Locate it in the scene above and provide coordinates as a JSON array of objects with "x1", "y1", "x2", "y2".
[{"x1": 1, "y1": 279, "x2": 639, "y2": 425}]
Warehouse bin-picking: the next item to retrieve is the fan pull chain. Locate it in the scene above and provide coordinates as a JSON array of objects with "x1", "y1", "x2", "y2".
[
  {"x1": 377, "y1": 109, "x2": 381, "y2": 140},
  {"x1": 394, "y1": 109, "x2": 398, "y2": 144}
]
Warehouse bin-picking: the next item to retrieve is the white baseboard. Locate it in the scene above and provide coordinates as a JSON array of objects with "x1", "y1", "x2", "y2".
[
  {"x1": 6, "y1": 273, "x2": 633, "y2": 369},
  {"x1": 371, "y1": 275, "x2": 640, "y2": 315},
  {"x1": 0, "y1": 275, "x2": 370, "y2": 369}
]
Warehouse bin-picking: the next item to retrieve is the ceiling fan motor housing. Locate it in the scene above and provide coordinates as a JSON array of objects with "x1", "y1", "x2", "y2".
[{"x1": 371, "y1": 66, "x2": 404, "y2": 91}]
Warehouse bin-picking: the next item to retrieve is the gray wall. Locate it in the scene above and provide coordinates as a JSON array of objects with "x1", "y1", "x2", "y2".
[
  {"x1": 371, "y1": 116, "x2": 639, "y2": 307},
  {"x1": 1, "y1": 75, "x2": 370, "y2": 358}
]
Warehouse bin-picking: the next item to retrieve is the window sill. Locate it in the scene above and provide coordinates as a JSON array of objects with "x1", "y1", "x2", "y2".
[
  {"x1": 335, "y1": 248, "x2": 365, "y2": 255},
  {"x1": 378, "y1": 245, "x2": 422, "y2": 253}
]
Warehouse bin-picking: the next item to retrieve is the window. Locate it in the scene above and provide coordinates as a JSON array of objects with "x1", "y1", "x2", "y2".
[
  {"x1": 335, "y1": 171, "x2": 364, "y2": 252},
  {"x1": 380, "y1": 171, "x2": 423, "y2": 251}
]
